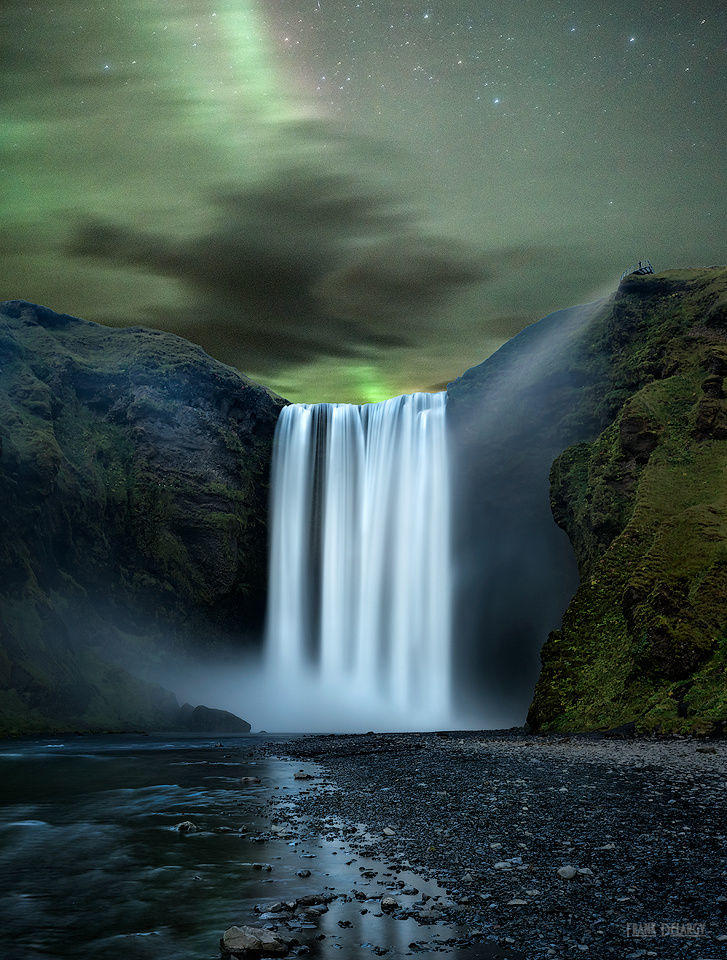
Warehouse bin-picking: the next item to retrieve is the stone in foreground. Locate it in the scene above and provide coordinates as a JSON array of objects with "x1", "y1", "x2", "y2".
[
  {"x1": 220, "y1": 925, "x2": 291, "y2": 958},
  {"x1": 175, "y1": 821, "x2": 198, "y2": 834}
]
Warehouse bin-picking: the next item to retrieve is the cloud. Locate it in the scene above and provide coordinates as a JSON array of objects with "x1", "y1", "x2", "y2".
[{"x1": 69, "y1": 167, "x2": 534, "y2": 372}]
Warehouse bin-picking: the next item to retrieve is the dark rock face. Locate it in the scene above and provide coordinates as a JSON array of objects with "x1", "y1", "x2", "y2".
[
  {"x1": 446, "y1": 300, "x2": 606, "y2": 723},
  {"x1": 179, "y1": 703, "x2": 251, "y2": 733},
  {"x1": 0, "y1": 300, "x2": 285, "y2": 735},
  {"x1": 449, "y1": 266, "x2": 727, "y2": 734},
  {"x1": 618, "y1": 411, "x2": 660, "y2": 463},
  {"x1": 694, "y1": 397, "x2": 727, "y2": 439}
]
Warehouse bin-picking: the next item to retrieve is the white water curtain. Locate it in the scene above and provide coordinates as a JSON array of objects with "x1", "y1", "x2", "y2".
[{"x1": 265, "y1": 393, "x2": 451, "y2": 722}]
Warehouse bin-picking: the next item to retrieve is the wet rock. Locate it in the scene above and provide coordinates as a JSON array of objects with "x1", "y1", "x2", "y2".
[
  {"x1": 302, "y1": 904, "x2": 328, "y2": 918},
  {"x1": 175, "y1": 821, "x2": 198, "y2": 834},
  {"x1": 382, "y1": 827, "x2": 396, "y2": 836},
  {"x1": 294, "y1": 771, "x2": 313, "y2": 781},
  {"x1": 295, "y1": 894, "x2": 332, "y2": 908},
  {"x1": 296, "y1": 869, "x2": 311, "y2": 878},
  {"x1": 380, "y1": 896, "x2": 399, "y2": 912},
  {"x1": 220, "y1": 925, "x2": 291, "y2": 958},
  {"x1": 240, "y1": 777, "x2": 262, "y2": 786},
  {"x1": 267, "y1": 902, "x2": 292, "y2": 914}
]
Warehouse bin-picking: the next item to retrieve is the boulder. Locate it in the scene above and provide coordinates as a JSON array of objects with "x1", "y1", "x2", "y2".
[
  {"x1": 175, "y1": 821, "x2": 198, "y2": 834},
  {"x1": 220, "y1": 925, "x2": 290, "y2": 958},
  {"x1": 179, "y1": 704, "x2": 251, "y2": 734}
]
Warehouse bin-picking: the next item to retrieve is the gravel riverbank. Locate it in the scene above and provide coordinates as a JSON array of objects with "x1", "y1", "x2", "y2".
[{"x1": 258, "y1": 731, "x2": 727, "y2": 960}]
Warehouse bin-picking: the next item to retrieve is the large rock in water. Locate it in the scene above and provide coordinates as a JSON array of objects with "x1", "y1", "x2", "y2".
[
  {"x1": 0, "y1": 300, "x2": 285, "y2": 735},
  {"x1": 220, "y1": 925, "x2": 291, "y2": 958},
  {"x1": 179, "y1": 703, "x2": 251, "y2": 733},
  {"x1": 449, "y1": 265, "x2": 727, "y2": 734}
]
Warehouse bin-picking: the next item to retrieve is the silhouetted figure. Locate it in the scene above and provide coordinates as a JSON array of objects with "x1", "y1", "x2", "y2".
[{"x1": 620, "y1": 259, "x2": 655, "y2": 281}]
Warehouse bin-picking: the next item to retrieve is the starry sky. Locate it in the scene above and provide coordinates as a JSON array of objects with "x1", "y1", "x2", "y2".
[{"x1": 2, "y1": 1, "x2": 725, "y2": 402}]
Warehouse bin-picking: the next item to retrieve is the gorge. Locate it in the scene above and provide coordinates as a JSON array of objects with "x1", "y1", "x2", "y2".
[{"x1": 1, "y1": 264, "x2": 726, "y2": 736}]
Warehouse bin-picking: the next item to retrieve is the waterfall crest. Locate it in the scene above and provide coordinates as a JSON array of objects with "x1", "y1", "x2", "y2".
[{"x1": 265, "y1": 392, "x2": 451, "y2": 727}]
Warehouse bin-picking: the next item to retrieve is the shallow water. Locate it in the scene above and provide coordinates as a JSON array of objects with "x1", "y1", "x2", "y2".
[{"x1": 0, "y1": 735, "x2": 489, "y2": 960}]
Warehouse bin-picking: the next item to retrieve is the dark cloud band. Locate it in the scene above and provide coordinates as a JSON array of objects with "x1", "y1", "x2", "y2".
[{"x1": 69, "y1": 168, "x2": 531, "y2": 371}]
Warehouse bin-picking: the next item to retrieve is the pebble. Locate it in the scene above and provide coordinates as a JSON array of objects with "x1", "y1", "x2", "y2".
[{"x1": 255, "y1": 731, "x2": 727, "y2": 960}]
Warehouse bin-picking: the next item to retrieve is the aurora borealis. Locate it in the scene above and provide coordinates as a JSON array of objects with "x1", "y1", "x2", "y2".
[{"x1": 1, "y1": 1, "x2": 725, "y2": 401}]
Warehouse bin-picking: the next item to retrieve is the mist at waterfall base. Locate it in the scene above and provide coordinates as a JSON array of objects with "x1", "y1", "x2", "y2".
[
  {"x1": 448, "y1": 298, "x2": 607, "y2": 725},
  {"x1": 160, "y1": 300, "x2": 607, "y2": 732},
  {"x1": 163, "y1": 393, "x2": 454, "y2": 733}
]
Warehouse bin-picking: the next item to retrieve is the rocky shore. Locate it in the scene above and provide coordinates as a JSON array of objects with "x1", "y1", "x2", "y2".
[{"x1": 254, "y1": 731, "x2": 727, "y2": 959}]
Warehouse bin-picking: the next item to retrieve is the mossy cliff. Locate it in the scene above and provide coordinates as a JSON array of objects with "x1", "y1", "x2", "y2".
[
  {"x1": 527, "y1": 266, "x2": 727, "y2": 734},
  {"x1": 0, "y1": 301, "x2": 284, "y2": 735}
]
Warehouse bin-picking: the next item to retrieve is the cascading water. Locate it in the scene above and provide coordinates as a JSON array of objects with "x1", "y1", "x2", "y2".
[{"x1": 265, "y1": 392, "x2": 452, "y2": 729}]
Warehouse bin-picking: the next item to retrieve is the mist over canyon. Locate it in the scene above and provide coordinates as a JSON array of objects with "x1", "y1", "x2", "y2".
[{"x1": 1, "y1": 264, "x2": 726, "y2": 736}]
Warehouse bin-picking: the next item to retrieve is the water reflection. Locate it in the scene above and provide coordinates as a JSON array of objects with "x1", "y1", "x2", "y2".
[{"x1": 0, "y1": 736, "x2": 501, "y2": 959}]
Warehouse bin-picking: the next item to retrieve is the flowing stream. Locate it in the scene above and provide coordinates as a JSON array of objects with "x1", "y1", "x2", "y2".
[
  {"x1": 0, "y1": 735, "x2": 476, "y2": 960},
  {"x1": 265, "y1": 393, "x2": 452, "y2": 727}
]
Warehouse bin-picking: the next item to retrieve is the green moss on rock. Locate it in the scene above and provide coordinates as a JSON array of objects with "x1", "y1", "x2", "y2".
[
  {"x1": 0, "y1": 300, "x2": 285, "y2": 735},
  {"x1": 528, "y1": 266, "x2": 727, "y2": 735}
]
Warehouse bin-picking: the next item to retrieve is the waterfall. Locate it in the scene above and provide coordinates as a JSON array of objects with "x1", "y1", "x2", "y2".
[{"x1": 265, "y1": 392, "x2": 452, "y2": 727}]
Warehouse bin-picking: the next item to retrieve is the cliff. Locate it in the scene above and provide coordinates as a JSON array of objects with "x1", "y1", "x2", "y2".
[
  {"x1": 446, "y1": 299, "x2": 608, "y2": 722},
  {"x1": 0, "y1": 301, "x2": 284, "y2": 735},
  {"x1": 527, "y1": 266, "x2": 727, "y2": 734},
  {"x1": 4, "y1": 265, "x2": 726, "y2": 737},
  {"x1": 448, "y1": 264, "x2": 727, "y2": 734}
]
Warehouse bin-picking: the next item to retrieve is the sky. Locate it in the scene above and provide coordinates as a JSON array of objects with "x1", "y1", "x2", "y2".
[{"x1": 1, "y1": 1, "x2": 725, "y2": 402}]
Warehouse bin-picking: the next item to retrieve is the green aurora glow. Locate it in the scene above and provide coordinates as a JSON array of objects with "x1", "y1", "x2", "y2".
[{"x1": 1, "y1": 0, "x2": 725, "y2": 402}]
